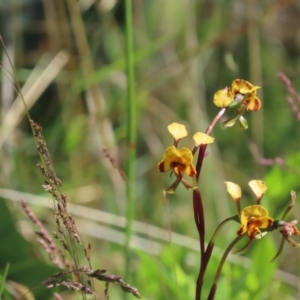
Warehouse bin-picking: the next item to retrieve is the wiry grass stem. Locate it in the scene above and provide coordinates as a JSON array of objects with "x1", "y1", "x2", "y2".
[
  {"x1": 124, "y1": 0, "x2": 136, "y2": 292},
  {"x1": 0, "y1": 263, "x2": 10, "y2": 298}
]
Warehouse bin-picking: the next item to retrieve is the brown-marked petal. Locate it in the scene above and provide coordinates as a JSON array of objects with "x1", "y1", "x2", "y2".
[
  {"x1": 238, "y1": 205, "x2": 273, "y2": 239},
  {"x1": 185, "y1": 164, "x2": 197, "y2": 177},
  {"x1": 245, "y1": 96, "x2": 261, "y2": 111},
  {"x1": 232, "y1": 79, "x2": 260, "y2": 95}
]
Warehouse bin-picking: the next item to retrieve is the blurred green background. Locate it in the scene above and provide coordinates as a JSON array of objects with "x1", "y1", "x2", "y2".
[{"x1": 1, "y1": 0, "x2": 300, "y2": 299}]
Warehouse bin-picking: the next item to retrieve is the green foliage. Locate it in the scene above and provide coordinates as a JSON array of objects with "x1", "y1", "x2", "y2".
[
  {"x1": 0, "y1": 200, "x2": 57, "y2": 299},
  {"x1": 0, "y1": 263, "x2": 9, "y2": 299},
  {"x1": 135, "y1": 245, "x2": 196, "y2": 299}
]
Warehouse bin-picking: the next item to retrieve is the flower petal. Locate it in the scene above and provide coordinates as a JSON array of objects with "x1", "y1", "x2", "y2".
[
  {"x1": 213, "y1": 88, "x2": 234, "y2": 108},
  {"x1": 158, "y1": 159, "x2": 168, "y2": 172},
  {"x1": 248, "y1": 180, "x2": 268, "y2": 200},
  {"x1": 232, "y1": 79, "x2": 260, "y2": 95},
  {"x1": 158, "y1": 146, "x2": 179, "y2": 172},
  {"x1": 167, "y1": 123, "x2": 187, "y2": 140},
  {"x1": 185, "y1": 164, "x2": 197, "y2": 177},
  {"x1": 242, "y1": 205, "x2": 269, "y2": 218},
  {"x1": 224, "y1": 181, "x2": 242, "y2": 201},
  {"x1": 179, "y1": 147, "x2": 196, "y2": 176},
  {"x1": 193, "y1": 132, "x2": 214, "y2": 146},
  {"x1": 258, "y1": 215, "x2": 274, "y2": 228},
  {"x1": 178, "y1": 147, "x2": 194, "y2": 163},
  {"x1": 245, "y1": 96, "x2": 261, "y2": 111},
  {"x1": 237, "y1": 223, "x2": 248, "y2": 236}
]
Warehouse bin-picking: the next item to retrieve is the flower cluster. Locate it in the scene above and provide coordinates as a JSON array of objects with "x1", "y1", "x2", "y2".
[
  {"x1": 157, "y1": 122, "x2": 214, "y2": 193},
  {"x1": 225, "y1": 180, "x2": 300, "y2": 256},
  {"x1": 213, "y1": 79, "x2": 261, "y2": 129},
  {"x1": 157, "y1": 79, "x2": 300, "y2": 299},
  {"x1": 225, "y1": 180, "x2": 272, "y2": 239}
]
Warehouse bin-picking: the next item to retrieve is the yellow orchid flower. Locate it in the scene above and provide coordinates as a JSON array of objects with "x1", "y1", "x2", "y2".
[
  {"x1": 237, "y1": 205, "x2": 274, "y2": 239},
  {"x1": 225, "y1": 180, "x2": 274, "y2": 239},
  {"x1": 213, "y1": 79, "x2": 261, "y2": 112},
  {"x1": 231, "y1": 79, "x2": 261, "y2": 111},
  {"x1": 158, "y1": 146, "x2": 196, "y2": 177}
]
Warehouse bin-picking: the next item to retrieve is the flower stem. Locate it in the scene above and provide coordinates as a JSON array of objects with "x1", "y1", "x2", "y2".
[
  {"x1": 207, "y1": 235, "x2": 244, "y2": 300},
  {"x1": 206, "y1": 108, "x2": 226, "y2": 136},
  {"x1": 203, "y1": 217, "x2": 236, "y2": 273},
  {"x1": 193, "y1": 188, "x2": 205, "y2": 300},
  {"x1": 193, "y1": 108, "x2": 226, "y2": 300},
  {"x1": 195, "y1": 108, "x2": 226, "y2": 179}
]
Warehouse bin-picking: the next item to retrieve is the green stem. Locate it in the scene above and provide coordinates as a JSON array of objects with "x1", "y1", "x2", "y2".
[
  {"x1": 207, "y1": 235, "x2": 245, "y2": 300},
  {"x1": 124, "y1": 0, "x2": 136, "y2": 291},
  {"x1": 203, "y1": 217, "x2": 236, "y2": 273}
]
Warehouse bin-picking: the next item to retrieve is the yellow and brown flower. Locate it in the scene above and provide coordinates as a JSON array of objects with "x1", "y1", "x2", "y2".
[
  {"x1": 158, "y1": 146, "x2": 196, "y2": 177},
  {"x1": 225, "y1": 180, "x2": 274, "y2": 239},
  {"x1": 213, "y1": 79, "x2": 261, "y2": 112},
  {"x1": 237, "y1": 205, "x2": 274, "y2": 239},
  {"x1": 231, "y1": 79, "x2": 261, "y2": 111}
]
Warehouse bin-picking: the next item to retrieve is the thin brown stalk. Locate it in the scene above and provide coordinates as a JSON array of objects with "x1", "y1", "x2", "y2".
[{"x1": 193, "y1": 108, "x2": 226, "y2": 300}]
